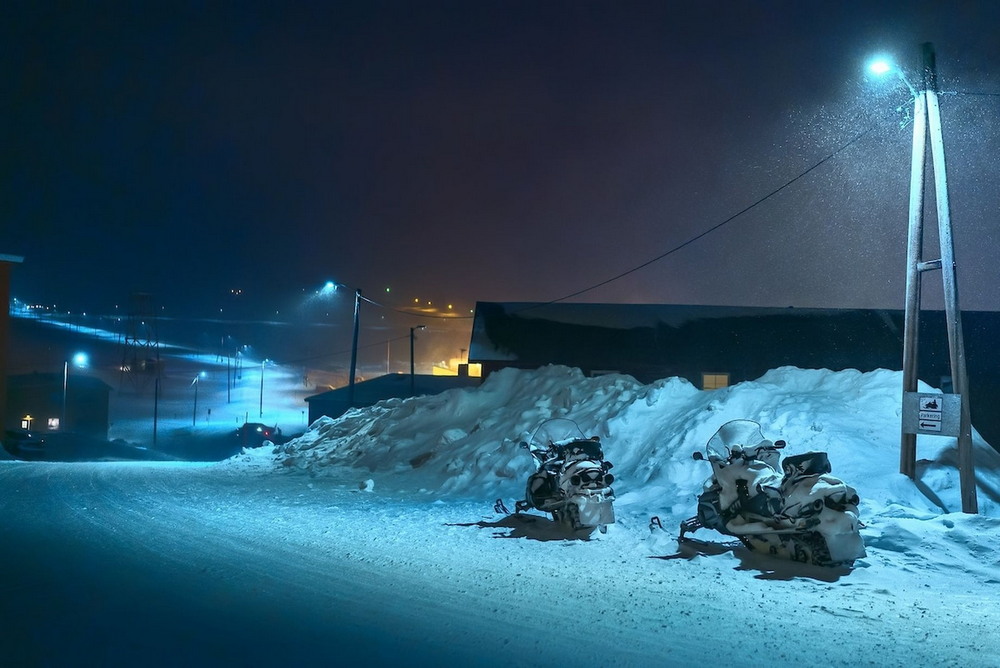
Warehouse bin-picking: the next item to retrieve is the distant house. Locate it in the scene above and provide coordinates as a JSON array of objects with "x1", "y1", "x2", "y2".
[
  {"x1": 5, "y1": 372, "x2": 112, "y2": 439},
  {"x1": 305, "y1": 371, "x2": 482, "y2": 423},
  {"x1": 468, "y1": 302, "x2": 1000, "y2": 446}
]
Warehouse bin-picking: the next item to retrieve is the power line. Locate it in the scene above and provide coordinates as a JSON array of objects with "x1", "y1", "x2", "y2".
[
  {"x1": 517, "y1": 123, "x2": 877, "y2": 311},
  {"x1": 943, "y1": 90, "x2": 1000, "y2": 98},
  {"x1": 282, "y1": 332, "x2": 413, "y2": 366}
]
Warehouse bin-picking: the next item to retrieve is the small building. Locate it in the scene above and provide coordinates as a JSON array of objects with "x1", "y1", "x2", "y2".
[
  {"x1": 5, "y1": 372, "x2": 112, "y2": 439},
  {"x1": 305, "y1": 371, "x2": 481, "y2": 423},
  {"x1": 468, "y1": 302, "x2": 1000, "y2": 447}
]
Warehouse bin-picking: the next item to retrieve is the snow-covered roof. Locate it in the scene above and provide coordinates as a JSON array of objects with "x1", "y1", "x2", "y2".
[{"x1": 305, "y1": 372, "x2": 480, "y2": 403}]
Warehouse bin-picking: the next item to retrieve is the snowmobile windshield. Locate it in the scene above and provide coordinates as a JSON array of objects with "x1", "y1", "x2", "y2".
[
  {"x1": 528, "y1": 419, "x2": 588, "y2": 456},
  {"x1": 706, "y1": 420, "x2": 772, "y2": 459},
  {"x1": 558, "y1": 439, "x2": 604, "y2": 461}
]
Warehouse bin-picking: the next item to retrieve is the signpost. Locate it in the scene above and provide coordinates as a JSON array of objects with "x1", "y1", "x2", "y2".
[{"x1": 901, "y1": 392, "x2": 961, "y2": 437}]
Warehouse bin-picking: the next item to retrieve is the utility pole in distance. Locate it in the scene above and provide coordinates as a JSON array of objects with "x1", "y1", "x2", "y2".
[{"x1": 410, "y1": 325, "x2": 426, "y2": 396}]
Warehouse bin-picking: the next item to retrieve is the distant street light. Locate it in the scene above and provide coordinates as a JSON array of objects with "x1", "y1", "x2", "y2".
[
  {"x1": 192, "y1": 372, "x2": 205, "y2": 426},
  {"x1": 62, "y1": 351, "x2": 89, "y2": 431},
  {"x1": 259, "y1": 360, "x2": 267, "y2": 418},
  {"x1": 349, "y1": 289, "x2": 361, "y2": 407},
  {"x1": 322, "y1": 281, "x2": 363, "y2": 408},
  {"x1": 410, "y1": 325, "x2": 426, "y2": 395}
]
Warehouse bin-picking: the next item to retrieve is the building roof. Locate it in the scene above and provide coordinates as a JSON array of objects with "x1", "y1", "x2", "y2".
[
  {"x1": 306, "y1": 373, "x2": 481, "y2": 406},
  {"x1": 468, "y1": 301, "x2": 1000, "y2": 380}
]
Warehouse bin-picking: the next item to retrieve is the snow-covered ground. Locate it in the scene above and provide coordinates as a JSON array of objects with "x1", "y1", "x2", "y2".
[{"x1": 3, "y1": 318, "x2": 1000, "y2": 665}]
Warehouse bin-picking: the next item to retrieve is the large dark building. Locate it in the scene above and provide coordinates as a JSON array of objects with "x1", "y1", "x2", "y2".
[{"x1": 468, "y1": 302, "x2": 1000, "y2": 447}]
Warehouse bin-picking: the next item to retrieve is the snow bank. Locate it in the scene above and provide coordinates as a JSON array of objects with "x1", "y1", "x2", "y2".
[
  {"x1": 227, "y1": 364, "x2": 1000, "y2": 585},
  {"x1": 234, "y1": 365, "x2": 1000, "y2": 519}
]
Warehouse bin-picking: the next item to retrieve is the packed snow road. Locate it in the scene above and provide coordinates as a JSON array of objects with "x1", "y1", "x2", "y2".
[{"x1": 0, "y1": 461, "x2": 996, "y2": 667}]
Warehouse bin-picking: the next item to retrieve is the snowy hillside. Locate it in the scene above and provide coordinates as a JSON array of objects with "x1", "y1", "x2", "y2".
[{"x1": 231, "y1": 365, "x2": 1000, "y2": 585}]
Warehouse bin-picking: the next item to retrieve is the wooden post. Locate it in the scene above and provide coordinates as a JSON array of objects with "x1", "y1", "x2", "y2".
[
  {"x1": 922, "y1": 44, "x2": 977, "y2": 513},
  {"x1": 899, "y1": 75, "x2": 927, "y2": 480}
]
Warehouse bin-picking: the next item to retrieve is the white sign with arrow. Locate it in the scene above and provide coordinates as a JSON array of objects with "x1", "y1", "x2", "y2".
[{"x1": 903, "y1": 392, "x2": 961, "y2": 437}]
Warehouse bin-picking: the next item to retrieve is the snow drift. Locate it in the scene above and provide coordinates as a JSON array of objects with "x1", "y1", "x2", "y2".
[
  {"x1": 242, "y1": 366, "x2": 997, "y2": 509},
  {"x1": 235, "y1": 365, "x2": 1000, "y2": 569}
]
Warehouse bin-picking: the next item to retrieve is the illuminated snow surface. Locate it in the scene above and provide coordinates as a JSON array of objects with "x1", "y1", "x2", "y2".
[{"x1": 3, "y1": 350, "x2": 1000, "y2": 665}]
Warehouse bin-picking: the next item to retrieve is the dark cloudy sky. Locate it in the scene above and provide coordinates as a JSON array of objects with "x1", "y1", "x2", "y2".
[{"x1": 4, "y1": 0, "x2": 999, "y2": 320}]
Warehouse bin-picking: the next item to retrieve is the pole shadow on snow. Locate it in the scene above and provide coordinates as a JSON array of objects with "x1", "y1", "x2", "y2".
[
  {"x1": 653, "y1": 537, "x2": 854, "y2": 583},
  {"x1": 447, "y1": 513, "x2": 597, "y2": 542}
]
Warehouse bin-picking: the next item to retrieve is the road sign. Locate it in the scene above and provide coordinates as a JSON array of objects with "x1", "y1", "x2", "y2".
[{"x1": 902, "y1": 392, "x2": 961, "y2": 436}]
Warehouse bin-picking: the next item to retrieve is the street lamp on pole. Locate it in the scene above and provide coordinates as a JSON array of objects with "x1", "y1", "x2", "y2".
[
  {"x1": 322, "y1": 281, "x2": 363, "y2": 409},
  {"x1": 192, "y1": 372, "x2": 205, "y2": 426},
  {"x1": 410, "y1": 325, "x2": 426, "y2": 395},
  {"x1": 259, "y1": 360, "x2": 267, "y2": 418},
  {"x1": 870, "y1": 43, "x2": 977, "y2": 513},
  {"x1": 62, "y1": 352, "x2": 88, "y2": 431},
  {"x1": 349, "y1": 289, "x2": 361, "y2": 408}
]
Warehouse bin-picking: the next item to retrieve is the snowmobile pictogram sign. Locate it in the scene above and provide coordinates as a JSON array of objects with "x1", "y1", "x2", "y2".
[{"x1": 902, "y1": 392, "x2": 961, "y2": 437}]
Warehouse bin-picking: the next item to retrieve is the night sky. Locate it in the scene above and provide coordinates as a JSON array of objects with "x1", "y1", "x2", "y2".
[{"x1": 4, "y1": 0, "x2": 1000, "y2": 321}]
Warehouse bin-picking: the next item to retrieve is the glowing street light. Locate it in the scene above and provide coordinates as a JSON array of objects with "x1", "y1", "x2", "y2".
[{"x1": 867, "y1": 55, "x2": 917, "y2": 96}]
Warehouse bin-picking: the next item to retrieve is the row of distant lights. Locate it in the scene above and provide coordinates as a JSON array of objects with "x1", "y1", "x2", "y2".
[
  {"x1": 393, "y1": 286, "x2": 472, "y2": 314},
  {"x1": 310, "y1": 283, "x2": 474, "y2": 314},
  {"x1": 15, "y1": 301, "x2": 93, "y2": 318},
  {"x1": 14, "y1": 285, "x2": 474, "y2": 318}
]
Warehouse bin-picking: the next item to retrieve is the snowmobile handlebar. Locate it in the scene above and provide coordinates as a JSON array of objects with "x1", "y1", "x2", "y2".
[{"x1": 693, "y1": 439, "x2": 787, "y2": 464}]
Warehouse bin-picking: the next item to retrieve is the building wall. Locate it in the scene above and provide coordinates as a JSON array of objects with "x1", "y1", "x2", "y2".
[{"x1": 0, "y1": 256, "x2": 23, "y2": 433}]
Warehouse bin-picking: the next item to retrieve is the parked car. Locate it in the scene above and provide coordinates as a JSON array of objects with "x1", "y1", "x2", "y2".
[
  {"x1": 3, "y1": 430, "x2": 47, "y2": 459},
  {"x1": 236, "y1": 423, "x2": 281, "y2": 448}
]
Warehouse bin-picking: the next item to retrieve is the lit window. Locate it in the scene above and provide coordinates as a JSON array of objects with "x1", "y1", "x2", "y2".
[
  {"x1": 47, "y1": 417, "x2": 60, "y2": 430},
  {"x1": 702, "y1": 373, "x2": 730, "y2": 390}
]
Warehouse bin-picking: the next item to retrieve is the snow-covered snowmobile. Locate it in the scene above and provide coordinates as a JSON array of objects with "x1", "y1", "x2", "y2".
[
  {"x1": 679, "y1": 420, "x2": 865, "y2": 567},
  {"x1": 514, "y1": 419, "x2": 616, "y2": 533}
]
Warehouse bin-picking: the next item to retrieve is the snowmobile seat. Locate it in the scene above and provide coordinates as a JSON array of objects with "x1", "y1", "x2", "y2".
[
  {"x1": 782, "y1": 451, "x2": 831, "y2": 477},
  {"x1": 557, "y1": 439, "x2": 604, "y2": 462}
]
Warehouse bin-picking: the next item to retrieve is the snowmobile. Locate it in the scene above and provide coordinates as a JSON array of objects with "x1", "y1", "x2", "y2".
[
  {"x1": 679, "y1": 419, "x2": 866, "y2": 567},
  {"x1": 513, "y1": 419, "x2": 616, "y2": 533}
]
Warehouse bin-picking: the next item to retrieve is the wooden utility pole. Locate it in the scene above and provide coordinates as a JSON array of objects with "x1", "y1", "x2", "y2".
[{"x1": 899, "y1": 43, "x2": 977, "y2": 514}]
